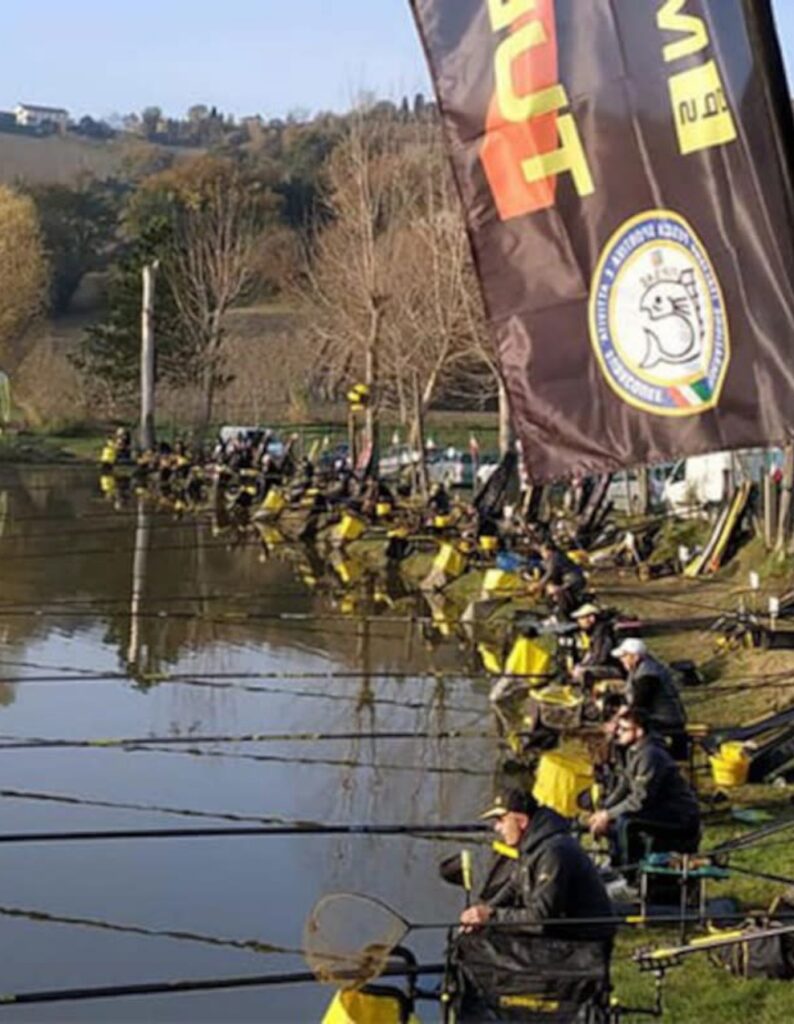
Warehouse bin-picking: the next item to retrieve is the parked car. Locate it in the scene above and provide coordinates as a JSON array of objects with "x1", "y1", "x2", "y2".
[
  {"x1": 378, "y1": 444, "x2": 419, "y2": 479},
  {"x1": 427, "y1": 448, "x2": 500, "y2": 489}
]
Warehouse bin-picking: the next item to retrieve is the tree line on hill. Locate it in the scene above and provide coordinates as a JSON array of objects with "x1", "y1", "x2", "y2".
[{"x1": 0, "y1": 97, "x2": 503, "y2": 441}]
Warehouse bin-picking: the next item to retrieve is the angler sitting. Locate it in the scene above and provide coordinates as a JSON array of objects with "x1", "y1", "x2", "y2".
[
  {"x1": 452, "y1": 789, "x2": 615, "y2": 1021},
  {"x1": 428, "y1": 482, "x2": 451, "y2": 517},
  {"x1": 533, "y1": 539, "x2": 587, "y2": 619},
  {"x1": 461, "y1": 788, "x2": 615, "y2": 943},
  {"x1": 611, "y1": 638, "x2": 688, "y2": 759},
  {"x1": 587, "y1": 707, "x2": 701, "y2": 874},
  {"x1": 570, "y1": 603, "x2": 621, "y2": 689}
]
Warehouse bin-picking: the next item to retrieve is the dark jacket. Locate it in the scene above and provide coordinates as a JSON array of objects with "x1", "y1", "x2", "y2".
[
  {"x1": 627, "y1": 654, "x2": 686, "y2": 733},
  {"x1": 487, "y1": 807, "x2": 615, "y2": 940},
  {"x1": 578, "y1": 617, "x2": 620, "y2": 677},
  {"x1": 539, "y1": 550, "x2": 585, "y2": 592},
  {"x1": 604, "y1": 734, "x2": 700, "y2": 827}
]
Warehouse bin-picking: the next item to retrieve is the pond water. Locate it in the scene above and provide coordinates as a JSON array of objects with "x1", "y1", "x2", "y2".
[{"x1": 0, "y1": 466, "x2": 497, "y2": 1022}]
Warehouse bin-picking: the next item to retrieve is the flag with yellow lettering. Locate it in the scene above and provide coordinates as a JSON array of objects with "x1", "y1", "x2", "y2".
[{"x1": 409, "y1": 0, "x2": 794, "y2": 480}]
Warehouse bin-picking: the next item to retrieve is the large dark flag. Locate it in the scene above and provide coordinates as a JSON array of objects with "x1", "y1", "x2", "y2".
[{"x1": 410, "y1": 0, "x2": 794, "y2": 481}]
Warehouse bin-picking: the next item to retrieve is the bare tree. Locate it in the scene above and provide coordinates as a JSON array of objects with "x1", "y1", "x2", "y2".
[
  {"x1": 143, "y1": 157, "x2": 271, "y2": 432},
  {"x1": 299, "y1": 111, "x2": 410, "y2": 454},
  {"x1": 300, "y1": 114, "x2": 508, "y2": 466},
  {"x1": 382, "y1": 129, "x2": 500, "y2": 451}
]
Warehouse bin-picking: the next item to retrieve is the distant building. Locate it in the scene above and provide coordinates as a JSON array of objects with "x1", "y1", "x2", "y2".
[{"x1": 14, "y1": 103, "x2": 69, "y2": 131}]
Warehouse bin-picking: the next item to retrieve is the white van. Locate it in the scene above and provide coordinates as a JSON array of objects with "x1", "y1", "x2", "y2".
[{"x1": 663, "y1": 449, "x2": 778, "y2": 513}]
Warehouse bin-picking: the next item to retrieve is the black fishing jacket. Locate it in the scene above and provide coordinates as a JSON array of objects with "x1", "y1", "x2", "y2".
[
  {"x1": 487, "y1": 807, "x2": 615, "y2": 940},
  {"x1": 578, "y1": 617, "x2": 620, "y2": 677},
  {"x1": 626, "y1": 654, "x2": 686, "y2": 733},
  {"x1": 604, "y1": 734, "x2": 700, "y2": 827}
]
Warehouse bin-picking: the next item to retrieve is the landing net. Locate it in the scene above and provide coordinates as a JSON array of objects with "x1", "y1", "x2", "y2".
[{"x1": 303, "y1": 892, "x2": 408, "y2": 989}]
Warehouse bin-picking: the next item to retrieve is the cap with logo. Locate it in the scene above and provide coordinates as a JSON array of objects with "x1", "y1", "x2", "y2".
[{"x1": 479, "y1": 787, "x2": 538, "y2": 820}]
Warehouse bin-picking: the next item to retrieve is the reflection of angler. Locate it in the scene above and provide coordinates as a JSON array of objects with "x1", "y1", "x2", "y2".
[{"x1": 127, "y1": 498, "x2": 151, "y2": 670}]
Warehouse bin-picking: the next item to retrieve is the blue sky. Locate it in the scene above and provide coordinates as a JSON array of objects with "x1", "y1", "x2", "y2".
[{"x1": 1, "y1": 0, "x2": 793, "y2": 120}]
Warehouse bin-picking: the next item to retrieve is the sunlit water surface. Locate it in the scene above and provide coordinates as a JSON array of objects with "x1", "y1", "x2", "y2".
[{"x1": 0, "y1": 466, "x2": 497, "y2": 1022}]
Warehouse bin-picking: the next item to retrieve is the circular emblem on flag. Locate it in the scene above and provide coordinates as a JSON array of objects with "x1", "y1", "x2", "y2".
[{"x1": 589, "y1": 209, "x2": 730, "y2": 416}]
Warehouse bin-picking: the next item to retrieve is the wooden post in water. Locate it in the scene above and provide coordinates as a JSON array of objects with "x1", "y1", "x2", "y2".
[
  {"x1": 140, "y1": 262, "x2": 158, "y2": 452},
  {"x1": 776, "y1": 443, "x2": 794, "y2": 553}
]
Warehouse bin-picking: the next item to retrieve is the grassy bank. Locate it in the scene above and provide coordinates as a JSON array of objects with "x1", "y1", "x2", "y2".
[{"x1": 1, "y1": 408, "x2": 502, "y2": 465}]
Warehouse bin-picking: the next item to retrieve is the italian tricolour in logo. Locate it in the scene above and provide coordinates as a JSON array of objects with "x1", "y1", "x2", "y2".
[{"x1": 589, "y1": 210, "x2": 730, "y2": 416}]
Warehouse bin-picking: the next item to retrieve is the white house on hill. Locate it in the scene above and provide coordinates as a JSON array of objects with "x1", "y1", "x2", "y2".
[{"x1": 14, "y1": 103, "x2": 69, "y2": 130}]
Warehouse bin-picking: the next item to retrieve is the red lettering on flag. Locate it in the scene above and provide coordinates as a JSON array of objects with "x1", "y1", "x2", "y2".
[{"x1": 480, "y1": 0, "x2": 560, "y2": 220}]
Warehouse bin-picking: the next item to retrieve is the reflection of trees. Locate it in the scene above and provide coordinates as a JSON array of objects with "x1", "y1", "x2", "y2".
[
  {"x1": 0, "y1": 682, "x2": 16, "y2": 707},
  {"x1": 0, "y1": 467, "x2": 473, "y2": 683}
]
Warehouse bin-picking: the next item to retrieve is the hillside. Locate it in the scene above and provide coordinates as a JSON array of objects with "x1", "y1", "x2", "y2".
[{"x1": 0, "y1": 132, "x2": 130, "y2": 184}]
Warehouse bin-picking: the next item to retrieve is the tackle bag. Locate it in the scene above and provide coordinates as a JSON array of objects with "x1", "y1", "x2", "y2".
[
  {"x1": 447, "y1": 930, "x2": 611, "y2": 1022},
  {"x1": 710, "y1": 895, "x2": 794, "y2": 980}
]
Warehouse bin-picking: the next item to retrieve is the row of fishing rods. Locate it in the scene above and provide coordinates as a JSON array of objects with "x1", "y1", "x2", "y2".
[
  {"x1": 0, "y1": 841, "x2": 791, "y2": 1007},
  {"x1": 1, "y1": 660, "x2": 793, "y2": 700}
]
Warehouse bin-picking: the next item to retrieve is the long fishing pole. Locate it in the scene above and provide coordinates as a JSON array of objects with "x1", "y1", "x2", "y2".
[
  {"x1": 0, "y1": 674, "x2": 488, "y2": 715},
  {"x1": 126, "y1": 743, "x2": 495, "y2": 776},
  {"x1": 0, "y1": 518, "x2": 220, "y2": 542},
  {"x1": 0, "y1": 727, "x2": 493, "y2": 751},
  {"x1": 0, "y1": 902, "x2": 300, "y2": 958},
  {"x1": 0, "y1": 657, "x2": 472, "y2": 681},
  {"x1": 0, "y1": 962, "x2": 447, "y2": 1008},
  {"x1": 7, "y1": 908, "x2": 794, "y2": 1009},
  {"x1": 0, "y1": 606, "x2": 465, "y2": 629},
  {"x1": 0, "y1": 822, "x2": 490, "y2": 844},
  {"x1": 0, "y1": 787, "x2": 325, "y2": 827},
  {"x1": 0, "y1": 538, "x2": 275, "y2": 562},
  {"x1": 1, "y1": 660, "x2": 793, "y2": 693},
  {"x1": 0, "y1": 664, "x2": 499, "y2": 684},
  {"x1": 0, "y1": 611, "x2": 415, "y2": 644}
]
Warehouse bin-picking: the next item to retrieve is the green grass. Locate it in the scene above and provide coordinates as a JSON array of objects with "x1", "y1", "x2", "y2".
[{"x1": 0, "y1": 433, "x2": 78, "y2": 463}]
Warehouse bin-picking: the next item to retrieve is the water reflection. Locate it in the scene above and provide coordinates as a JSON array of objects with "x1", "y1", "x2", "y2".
[{"x1": 0, "y1": 466, "x2": 496, "y2": 1022}]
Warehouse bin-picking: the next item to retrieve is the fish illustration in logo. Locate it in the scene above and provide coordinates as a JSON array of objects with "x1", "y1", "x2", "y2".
[{"x1": 639, "y1": 269, "x2": 704, "y2": 370}]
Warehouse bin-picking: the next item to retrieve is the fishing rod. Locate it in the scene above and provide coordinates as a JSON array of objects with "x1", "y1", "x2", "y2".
[
  {"x1": 0, "y1": 727, "x2": 493, "y2": 751},
  {"x1": 0, "y1": 962, "x2": 447, "y2": 1008},
  {"x1": 708, "y1": 813, "x2": 794, "y2": 855},
  {"x1": 0, "y1": 822, "x2": 491, "y2": 845},
  {"x1": 635, "y1": 920, "x2": 794, "y2": 971},
  {"x1": 0, "y1": 662, "x2": 496, "y2": 683},
  {"x1": 125, "y1": 743, "x2": 494, "y2": 776},
  {"x1": 0, "y1": 902, "x2": 300, "y2": 958},
  {"x1": 599, "y1": 587, "x2": 734, "y2": 617},
  {"x1": 8, "y1": 893, "x2": 794, "y2": 973},
  {"x1": 0, "y1": 675, "x2": 487, "y2": 717},
  {"x1": 5, "y1": 909, "x2": 794, "y2": 1009},
  {"x1": 0, "y1": 611, "x2": 409, "y2": 644},
  {"x1": 120, "y1": 678, "x2": 484, "y2": 713},
  {"x1": 0, "y1": 518, "x2": 217, "y2": 542},
  {"x1": 0, "y1": 538, "x2": 274, "y2": 562},
  {"x1": 0, "y1": 606, "x2": 463, "y2": 629},
  {"x1": 0, "y1": 786, "x2": 330, "y2": 827}
]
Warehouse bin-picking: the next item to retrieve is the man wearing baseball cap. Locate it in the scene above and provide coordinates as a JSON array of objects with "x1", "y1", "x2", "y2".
[
  {"x1": 459, "y1": 787, "x2": 614, "y2": 942},
  {"x1": 570, "y1": 602, "x2": 620, "y2": 687},
  {"x1": 610, "y1": 638, "x2": 687, "y2": 758}
]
